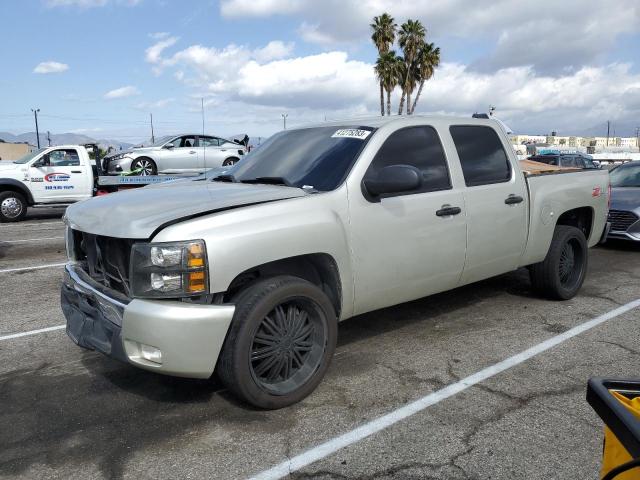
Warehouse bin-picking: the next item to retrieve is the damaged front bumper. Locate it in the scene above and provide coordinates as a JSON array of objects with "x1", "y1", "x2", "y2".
[{"x1": 61, "y1": 263, "x2": 235, "y2": 379}]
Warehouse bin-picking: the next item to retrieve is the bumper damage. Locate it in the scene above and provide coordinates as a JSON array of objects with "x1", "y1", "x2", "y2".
[{"x1": 61, "y1": 264, "x2": 235, "y2": 379}]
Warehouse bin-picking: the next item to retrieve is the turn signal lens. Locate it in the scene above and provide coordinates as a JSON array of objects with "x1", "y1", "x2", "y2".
[
  {"x1": 187, "y1": 271, "x2": 206, "y2": 293},
  {"x1": 187, "y1": 243, "x2": 205, "y2": 268}
]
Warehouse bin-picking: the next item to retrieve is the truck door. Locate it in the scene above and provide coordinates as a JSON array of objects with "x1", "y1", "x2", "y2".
[
  {"x1": 29, "y1": 148, "x2": 92, "y2": 202},
  {"x1": 449, "y1": 125, "x2": 528, "y2": 285},
  {"x1": 348, "y1": 125, "x2": 467, "y2": 315}
]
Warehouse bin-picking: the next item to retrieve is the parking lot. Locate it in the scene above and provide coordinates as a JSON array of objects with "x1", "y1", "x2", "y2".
[{"x1": 0, "y1": 212, "x2": 638, "y2": 480}]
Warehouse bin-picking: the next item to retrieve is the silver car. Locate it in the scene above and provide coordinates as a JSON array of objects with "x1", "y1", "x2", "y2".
[{"x1": 103, "y1": 134, "x2": 246, "y2": 175}]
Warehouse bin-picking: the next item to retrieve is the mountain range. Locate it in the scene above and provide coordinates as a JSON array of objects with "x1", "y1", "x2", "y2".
[{"x1": 0, "y1": 131, "x2": 137, "y2": 151}]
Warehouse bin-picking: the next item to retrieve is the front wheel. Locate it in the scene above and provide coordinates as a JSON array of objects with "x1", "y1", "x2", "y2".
[
  {"x1": 0, "y1": 191, "x2": 28, "y2": 222},
  {"x1": 217, "y1": 275, "x2": 337, "y2": 409},
  {"x1": 222, "y1": 157, "x2": 239, "y2": 167},
  {"x1": 529, "y1": 225, "x2": 588, "y2": 300},
  {"x1": 130, "y1": 157, "x2": 157, "y2": 176}
]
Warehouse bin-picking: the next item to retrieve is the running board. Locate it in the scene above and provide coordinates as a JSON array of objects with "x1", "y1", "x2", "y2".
[{"x1": 32, "y1": 203, "x2": 73, "y2": 209}]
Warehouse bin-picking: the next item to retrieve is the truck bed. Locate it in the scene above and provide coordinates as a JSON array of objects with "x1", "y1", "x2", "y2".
[{"x1": 519, "y1": 159, "x2": 580, "y2": 176}]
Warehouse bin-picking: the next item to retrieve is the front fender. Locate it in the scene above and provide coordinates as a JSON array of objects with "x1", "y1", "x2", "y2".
[{"x1": 0, "y1": 178, "x2": 34, "y2": 204}]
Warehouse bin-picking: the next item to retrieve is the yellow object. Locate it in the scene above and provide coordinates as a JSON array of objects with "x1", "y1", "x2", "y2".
[
  {"x1": 601, "y1": 391, "x2": 640, "y2": 479},
  {"x1": 187, "y1": 271, "x2": 206, "y2": 293},
  {"x1": 187, "y1": 243, "x2": 205, "y2": 268}
]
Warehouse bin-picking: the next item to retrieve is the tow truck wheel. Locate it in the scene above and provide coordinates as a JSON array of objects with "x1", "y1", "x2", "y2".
[
  {"x1": 218, "y1": 275, "x2": 337, "y2": 409},
  {"x1": 130, "y1": 157, "x2": 157, "y2": 176},
  {"x1": 222, "y1": 157, "x2": 239, "y2": 167},
  {"x1": 529, "y1": 225, "x2": 588, "y2": 300},
  {"x1": 0, "y1": 191, "x2": 27, "y2": 222}
]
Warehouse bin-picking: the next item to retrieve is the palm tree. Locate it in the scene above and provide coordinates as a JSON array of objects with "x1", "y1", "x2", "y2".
[
  {"x1": 397, "y1": 19, "x2": 425, "y2": 115},
  {"x1": 371, "y1": 13, "x2": 396, "y2": 116},
  {"x1": 375, "y1": 51, "x2": 401, "y2": 116},
  {"x1": 409, "y1": 42, "x2": 440, "y2": 114}
]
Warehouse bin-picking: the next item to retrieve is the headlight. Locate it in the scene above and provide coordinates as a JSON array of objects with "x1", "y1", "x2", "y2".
[
  {"x1": 65, "y1": 225, "x2": 75, "y2": 261},
  {"x1": 130, "y1": 240, "x2": 208, "y2": 298}
]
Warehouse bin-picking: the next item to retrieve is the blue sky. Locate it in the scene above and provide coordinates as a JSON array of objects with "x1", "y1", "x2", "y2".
[{"x1": 1, "y1": 0, "x2": 639, "y2": 142}]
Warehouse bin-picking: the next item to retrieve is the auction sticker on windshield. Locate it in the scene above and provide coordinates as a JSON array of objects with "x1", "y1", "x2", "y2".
[{"x1": 331, "y1": 129, "x2": 372, "y2": 140}]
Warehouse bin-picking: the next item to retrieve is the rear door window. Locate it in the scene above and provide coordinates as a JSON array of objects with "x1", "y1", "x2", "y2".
[
  {"x1": 450, "y1": 126, "x2": 511, "y2": 186},
  {"x1": 364, "y1": 125, "x2": 451, "y2": 195}
]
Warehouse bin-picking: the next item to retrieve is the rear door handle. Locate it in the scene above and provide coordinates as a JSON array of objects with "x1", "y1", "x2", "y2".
[
  {"x1": 189, "y1": 150, "x2": 197, "y2": 154},
  {"x1": 436, "y1": 205, "x2": 462, "y2": 217},
  {"x1": 505, "y1": 194, "x2": 524, "y2": 205},
  {"x1": 71, "y1": 170, "x2": 82, "y2": 173}
]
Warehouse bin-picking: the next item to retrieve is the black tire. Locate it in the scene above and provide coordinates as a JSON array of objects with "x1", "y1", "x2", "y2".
[
  {"x1": 130, "y1": 157, "x2": 157, "y2": 176},
  {"x1": 529, "y1": 225, "x2": 588, "y2": 300},
  {"x1": 222, "y1": 157, "x2": 239, "y2": 167},
  {"x1": 0, "y1": 191, "x2": 28, "y2": 222},
  {"x1": 218, "y1": 275, "x2": 337, "y2": 409}
]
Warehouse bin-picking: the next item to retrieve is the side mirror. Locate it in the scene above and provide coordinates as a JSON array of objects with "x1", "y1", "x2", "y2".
[
  {"x1": 32, "y1": 156, "x2": 48, "y2": 168},
  {"x1": 363, "y1": 164, "x2": 422, "y2": 200},
  {"x1": 164, "y1": 143, "x2": 175, "y2": 149}
]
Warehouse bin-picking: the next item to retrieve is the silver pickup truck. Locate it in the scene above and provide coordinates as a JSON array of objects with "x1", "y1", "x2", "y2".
[{"x1": 61, "y1": 116, "x2": 609, "y2": 409}]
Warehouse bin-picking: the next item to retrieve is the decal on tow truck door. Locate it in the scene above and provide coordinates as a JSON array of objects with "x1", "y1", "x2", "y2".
[{"x1": 331, "y1": 129, "x2": 372, "y2": 140}]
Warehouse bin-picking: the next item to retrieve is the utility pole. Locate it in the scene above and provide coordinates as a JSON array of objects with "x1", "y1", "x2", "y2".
[
  {"x1": 47, "y1": 131, "x2": 51, "y2": 146},
  {"x1": 281, "y1": 113, "x2": 288, "y2": 130},
  {"x1": 31, "y1": 108, "x2": 40, "y2": 148},
  {"x1": 606, "y1": 120, "x2": 610, "y2": 147},
  {"x1": 635, "y1": 126, "x2": 640, "y2": 152},
  {"x1": 150, "y1": 113, "x2": 155, "y2": 144}
]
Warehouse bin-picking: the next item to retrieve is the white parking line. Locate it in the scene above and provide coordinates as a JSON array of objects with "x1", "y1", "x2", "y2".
[
  {"x1": 248, "y1": 298, "x2": 640, "y2": 480},
  {"x1": 0, "y1": 262, "x2": 66, "y2": 274},
  {"x1": 0, "y1": 324, "x2": 65, "y2": 342},
  {"x1": 0, "y1": 237, "x2": 64, "y2": 244},
  {"x1": 0, "y1": 221, "x2": 63, "y2": 228}
]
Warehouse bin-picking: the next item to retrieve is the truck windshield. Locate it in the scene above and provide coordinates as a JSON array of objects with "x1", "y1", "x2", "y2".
[
  {"x1": 218, "y1": 126, "x2": 376, "y2": 192},
  {"x1": 610, "y1": 164, "x2": 640, "y2": 187},
  {"x1": 13, "y1": 148, "x2": 46, "y2": 164}
]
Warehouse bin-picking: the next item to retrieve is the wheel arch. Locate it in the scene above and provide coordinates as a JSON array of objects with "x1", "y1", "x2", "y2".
[
  {"x1": 555, "y1": 206, "x2": 594, "y2": 241},
  {"x1": 220, "y1": 253, "x2": 343, "y2": 319},
  {"x1": 0, "y1": 179, "x2": 34, "y2": 205}
]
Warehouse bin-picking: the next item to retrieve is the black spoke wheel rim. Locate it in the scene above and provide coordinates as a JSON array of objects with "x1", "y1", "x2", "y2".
[
  {"x1": 558, "y1": 238, "x2": 584, "y2": 289},
  {"x1": 249, "y1": 298, "x2": 327, "y2": 396}
]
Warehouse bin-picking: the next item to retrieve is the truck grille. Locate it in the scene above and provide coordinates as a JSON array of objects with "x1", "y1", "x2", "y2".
[
  {"x1": 608, "y1": 210, "x2": 639, "y2": 232},
  {"x1": 72, "y1": 230, "x2": 135, "y2": 297}
]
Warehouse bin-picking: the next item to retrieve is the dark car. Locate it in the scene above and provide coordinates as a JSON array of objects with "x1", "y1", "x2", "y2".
[
  {"x1": 607, "y1": 161, "x2": 640, "y2": 242},
  {"x1": 528, "y1": 152, "x2": 600, "y2": 169}
]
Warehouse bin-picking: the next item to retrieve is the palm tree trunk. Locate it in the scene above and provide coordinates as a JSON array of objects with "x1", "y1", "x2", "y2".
[
  {"x1": 379, "y1": 82, "x2": 385, "y2": 116},
  {"x1": 406, "y1": 91, "x2": 412, "y2": 115},
  {"x1": 397, "y1": 90, "x2": 405, "y2": 115},
  {"x1": 386, "y1": 89, "x2": 391, "y2": 115},
  {"x1": 410, "y1": 80, "x2": 425, "y2": 114}
]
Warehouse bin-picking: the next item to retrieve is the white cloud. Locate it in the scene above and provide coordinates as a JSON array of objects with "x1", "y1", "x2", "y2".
[
  {"x1": 33, "y1": 61, "x2": 69, "y2": 74},
  {"x1": 148, "y1": 31, "x2": 170, "y2": 40},
  {"x1": 145, "y1": 36, "x2": 179, "y2": 65},
  {"x1": 135, "y1": 98, "x2": 175, "y2": 109},
  {"x1": 220, "y1": 0, "x2": 301, "y2": 17},
  {"x1": 253, "y1": 41, "x2": 295, "y2": 62},
  {"x1": 104, "y1": 85, "x2": 140, "y2": 99},
  {"x1": 219, "y1": 0, "x2": 640, "y2": 73}
]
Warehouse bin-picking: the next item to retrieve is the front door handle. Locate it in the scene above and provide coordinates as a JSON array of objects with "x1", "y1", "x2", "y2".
[
  {"x1": 505, "y1": 194, "x2": 524, "y2": 205},
  {"x1": 71, "y1": 170, "x2": 82, "y2": 173},
  {"x1": 189, "y1": 150, "x2": 197, "y2": 154},
  {"x1": 436, "y1": 205, "x2": 462, "y2": 217}
]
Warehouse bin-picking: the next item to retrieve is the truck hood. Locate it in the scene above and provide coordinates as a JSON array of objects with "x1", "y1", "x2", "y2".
[
  {"x1": 0, "y1": 161, "x2": 20, "y2": 172},
  {"x1": 610, "y1": 187, "x2": 640, "y2": 212},
  {"x1": 65, "y1": 180, "x2": 307, "y2": 239}
]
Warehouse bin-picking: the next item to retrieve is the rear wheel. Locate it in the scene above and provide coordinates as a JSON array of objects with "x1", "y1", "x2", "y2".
[
  {"x1": 222, "y1": 157, "x2": 240, "y2": 167},
  {"x1": 529, "y1": 225, "x2": 588, "y2": 300},
  {"x1": 217, "y1": 275, "x2": 337, "y2": 409},
  {"x1": 130, "y1": 157, "x2": 157, "y2": 176},
  {"x1": 0, "y1": 191, "x2": 27, "y2": 222}
]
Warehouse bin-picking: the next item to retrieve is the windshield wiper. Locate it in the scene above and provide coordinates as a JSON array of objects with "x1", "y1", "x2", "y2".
[
  {"x1": 240, "y1": 176, "x2": 292, "y2": 187},
  {"x1": 212, "y1": 174, "x2": 237, "y2": 183}
]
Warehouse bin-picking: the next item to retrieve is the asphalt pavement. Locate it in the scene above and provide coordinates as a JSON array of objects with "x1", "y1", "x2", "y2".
[{"x1": 0, "y1": 211, "x2": 639, "y2": 480}]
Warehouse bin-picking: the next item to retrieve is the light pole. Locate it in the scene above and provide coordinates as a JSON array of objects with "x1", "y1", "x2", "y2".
[
  {"x1": 31, "y1": 108, "x2": 40, "y2": 148},
  {"x1": 636, "y1": 127, "x2": 640, "y2": 152},
  {"x1": 281, "y1": 113, "x2": 288, "y2": 130}
]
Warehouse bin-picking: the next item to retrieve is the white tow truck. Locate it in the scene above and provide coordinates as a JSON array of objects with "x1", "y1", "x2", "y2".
[{"x1": 0, "y1": 144, "x2": 192, "y2": 222}]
